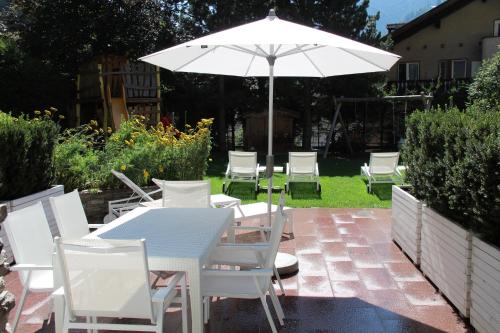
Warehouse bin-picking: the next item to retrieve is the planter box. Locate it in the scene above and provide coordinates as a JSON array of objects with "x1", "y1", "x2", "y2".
[
  {"x1": 0, "y1": 185, "x2": 64, "y2": 262},
  {"x1": 470, "y1": 236, "x2": 500, "y2": 333},
  {"x1": 391, "y1": 185, "x2": 422, "y2": 264},
  {"x1": 421, "y1": 205, "x2": 471, "y2": 317}
]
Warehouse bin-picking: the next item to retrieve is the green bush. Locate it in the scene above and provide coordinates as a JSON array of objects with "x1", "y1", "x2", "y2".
[
  {"x1": 468, "y1": 51, "x2": 500, "y2": 111},
  {"x1": 402, "y1": 106, "x2": 500, "y2": 245},
  {"x1": 53, "y1": 117, "x2": 213, "y2": 190},
  {"x1": 0, "y1": 111, "x2": 59, "y2": 200}
]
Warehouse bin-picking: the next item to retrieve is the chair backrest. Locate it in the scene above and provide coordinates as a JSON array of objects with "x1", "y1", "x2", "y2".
[
  {"x1": 369, "y1": 152, "x2": 399, "y2": 175},
  {"x1": 50, "y1": 190, "x2": 90, "y2": 239},
  {"x1": 111, "y1": 170, "x2": 154, "y2": 201},
  {"x1": 229, "y1": 151, "x2": 257, "y2": 175},
  {"x1": 56, "y1": 237, "x2": 155, "y2": 321},
  {"x1": 3, "y1": 202, "x2": 53, "y2": 285},
  {"x1": 152, "y1": 179, "x2": 211, "y2": 208},
  {"x1": 289, "y1": 152, "x2": 317, "y2": 174}
]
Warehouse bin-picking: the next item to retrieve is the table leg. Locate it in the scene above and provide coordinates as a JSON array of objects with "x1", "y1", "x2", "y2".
[{"x1": 189, "y1": 265, "x2": 203, "y2": 333}]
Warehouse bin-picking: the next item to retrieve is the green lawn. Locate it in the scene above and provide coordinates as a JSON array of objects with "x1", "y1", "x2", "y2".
[{"x1": 204, "y1": 153, "x2": 394, "y2": 208}]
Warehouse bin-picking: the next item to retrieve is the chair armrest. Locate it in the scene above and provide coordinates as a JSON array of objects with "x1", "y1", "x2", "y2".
[
  {"x1": 216, "y1": 244, "x2": 270, "y2": 252},
  {"x1": 108, "y1": 194, "x2": 143, "y2": 205},
  {"x1": 10, "y1": 264, "x2": 53, "y2": 271},
  {"x1": 202, "y1": 268, "x2": 273, "y2": 277},
  {"x1": 88, "y1": 223, "x2": 104, "y2": 229},
  {"x1": 256, "y1": 163, "x2": 260, "y2": 178},
  {"x1": 146, "y1": 188, "x2": 162, "y2": 196},
  {"x1": 231, "y1": 225, "x2": 272, "y2": 232},
  {"x1": 152, "y1": 272, "x2": 184, "y2": 304},
  {"x1": 286, "y1": 163, "x2": 290, "y2": 176},
  {"x1": 225, "y1": 164, "x2": 230, "y2": 177},
  {"x1": 315, "y1": 163, "x2": 319, "y2": 176},
  {"x1": 362, "y1": 163, "x2": 371, "y2": 176}
]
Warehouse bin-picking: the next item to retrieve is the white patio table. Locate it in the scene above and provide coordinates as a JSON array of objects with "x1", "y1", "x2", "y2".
[{"x1": 53, "y1": 206, "x2": 234, "y2": 333}]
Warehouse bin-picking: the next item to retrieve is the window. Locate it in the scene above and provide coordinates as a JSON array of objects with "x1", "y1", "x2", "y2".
[
  {"x1": 438, "y1": 59, "x2": 467, "y2": 79},
  {"x1": 398, "y1": 62, "x2": 419, "y2": 81},
  {"x1": 494, "y1": 20, "x2": 500, "y2": 37},
  {"x1": 452, "y1": 59, "x2": 467, "y2": 79},
  {"x1": 471, "y1": 61, "x2": 481, "y2": 77}
]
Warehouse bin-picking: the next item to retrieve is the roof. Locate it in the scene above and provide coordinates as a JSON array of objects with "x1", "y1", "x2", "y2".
[{"x1": 389, "y1": 0, "x2": 474, "y2": 43}]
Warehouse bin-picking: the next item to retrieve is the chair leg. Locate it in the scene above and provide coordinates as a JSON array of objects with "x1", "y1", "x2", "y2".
[
  {"x1": 269, "y1": 286, "x2": 285, "y2": 325},
  {"x1": 180, "y1": 275, "x2": 188, "y2": 333},
  {"x1": 260, "y1": 295, "x2": 278, "y2": 333},
  {"x1": 273, "y1": 265, "x2": 285, "y2": 295},
  {"x1": 10, "y1": 285, "x2": 29, "y2": 333},
  {"x1": 203, "y1": 297, "x2": 210, "y2": 324}
]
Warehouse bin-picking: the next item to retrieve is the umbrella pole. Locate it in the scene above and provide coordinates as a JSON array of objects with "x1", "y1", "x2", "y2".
[{"x1": 266, "y1": 56, "x2": 276, "y2": 226}]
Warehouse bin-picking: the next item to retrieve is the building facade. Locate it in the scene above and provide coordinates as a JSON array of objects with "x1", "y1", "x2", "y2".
[{"x1": 387, "y1": 0, "x2": 500, "y2": 91}]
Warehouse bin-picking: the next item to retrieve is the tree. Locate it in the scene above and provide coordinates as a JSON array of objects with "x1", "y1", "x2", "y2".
[{"x1": 4, "y1": 0, "x2": 171, "y2": 74}]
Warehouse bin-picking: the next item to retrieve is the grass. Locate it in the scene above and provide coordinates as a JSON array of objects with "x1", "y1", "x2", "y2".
[{"x1": 204, "y1": 153, "x2": 394, "y2": 208}]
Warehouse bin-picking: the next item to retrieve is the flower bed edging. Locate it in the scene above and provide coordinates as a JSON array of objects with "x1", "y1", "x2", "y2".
[
  {"x1": 421, "y1": 205, "x2": 471, "y2": 317},
  {"x1": 0, "y1": 185, "x2": 64, "y2": 261},
  {"x1": 391, "y1": 185, "x2": 422, "y2": 264},
  {"x1": 470, "y1": 236, "x2": 500, "y2": 333}
]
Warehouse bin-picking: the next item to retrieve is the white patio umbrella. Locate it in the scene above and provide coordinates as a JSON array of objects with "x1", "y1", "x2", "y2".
[{"x1": 140, "y1": 9, "x2": 399, "y2": 260}]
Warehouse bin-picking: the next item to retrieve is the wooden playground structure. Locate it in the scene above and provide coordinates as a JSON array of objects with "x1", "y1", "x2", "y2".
[{"x1": 75, "y1": 55, "x2": 161, "y2": 129}]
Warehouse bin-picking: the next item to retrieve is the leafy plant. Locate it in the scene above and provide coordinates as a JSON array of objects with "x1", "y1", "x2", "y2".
[
  {"x1": 468, "y1": 51, "x2": 500, "y2": 111},
  {"x1": 53, "y1": 116, "x2": 213, "y2": 190},
  {"x1": 402, "y1": 106, "x2": 500, "y2": 245},
  {"x1": 0, "y1": 110, "x2": 59, "y2": 200}
]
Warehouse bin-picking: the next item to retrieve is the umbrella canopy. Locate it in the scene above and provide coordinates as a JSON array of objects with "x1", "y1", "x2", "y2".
[
  {"x1": 140, "y1": 9, "x2": 399, "y2": 223},
  {"x1": 140, "y1": 10, "x2": 399, "y2": 78}
]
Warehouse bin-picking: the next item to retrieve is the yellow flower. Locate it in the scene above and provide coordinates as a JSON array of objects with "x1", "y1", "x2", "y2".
[
  {"x1": 44, "y1": 110, "x2": 52, "y2": 116},
  {"x1": 159, "y1": 165, "x2": 164, "y2": 173},
  {"x1": 49, "y1": 107, "x2": 58, "y2": 112},
  {"x1": 34, "y1": 110, "x2": 41, "y2": 115},
  {"x1": 107, "y1": 127, "x2": 112, "y2": 134},
  {"x1": 120, "y1": 164, "x2": 127, "y2": 171},
  {"x1": 58, "y1": 115, "x2": 65, "y2": 120},
  {"x1": 143, "y1": 169, "x2": 150, "y2": 181},
  {"x1": 90, "y1": 120, "x2": 98, "y2": 127}
]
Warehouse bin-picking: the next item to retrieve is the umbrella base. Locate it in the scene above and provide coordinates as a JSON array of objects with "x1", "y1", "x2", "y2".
[{"x1": 275, "y1": 252, "x2": 299, "y2": 275}]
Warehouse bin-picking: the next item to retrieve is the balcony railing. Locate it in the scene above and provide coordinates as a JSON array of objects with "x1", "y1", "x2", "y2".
[{"x1": 387, "y1": 78, "x2": 471, "y2": 95}]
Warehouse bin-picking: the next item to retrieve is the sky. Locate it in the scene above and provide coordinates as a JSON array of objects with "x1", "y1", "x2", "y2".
[{"x1": 368, "y1": 0, "x2": 446, "y2": 34}]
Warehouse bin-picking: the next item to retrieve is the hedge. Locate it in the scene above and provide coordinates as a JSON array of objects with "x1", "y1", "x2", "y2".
[
  {"x1": 402, "y1": 106, "x2": 500, "y2": 245},
  {"x1": 0, "y1": 112, "x2": 59, "y2": 200}
]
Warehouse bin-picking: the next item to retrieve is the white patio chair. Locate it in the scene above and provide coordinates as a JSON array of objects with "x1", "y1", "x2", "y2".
[
  {"x1": 50, "y1": 189, "x2": 105, "y2": 238},
  {"x1": 54, "y1": 237, "x2": 187, "y2": 333},
  {"x1": 285, "y1": 152, "x2": 320, "y2": 192},
  {"x1": 152, "y1": 179, "x2": 211, "y2": 208},
  {"x1": 209, "y1": 192, "x2": 289, "y2": 295},
  {"x1": 202, "y1": 193, "x2": 287, "y2": 333},
  {"x1": 107, "y1": 170, "x2": 162, "y2": 221},
  {"x1": 223, "y1": 151, "x2": 259, "y2": 193},
  {"x1": 3, "y1": 202, "x2": 54, "y2": 333},
  {"x1": 360, "y1": 152, "x2": 401, "y2": 193}
]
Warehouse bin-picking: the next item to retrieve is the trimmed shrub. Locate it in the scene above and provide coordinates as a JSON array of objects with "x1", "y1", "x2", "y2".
[
  {"x1": 468, "y1": 51, "x2": 500, "y2": 111},
  {"x1": 0, "y1": 111, "x2": 59, "y2": 200},
  {"x1": 402, "y1": 106, "x2": 500, "y2": 245}
]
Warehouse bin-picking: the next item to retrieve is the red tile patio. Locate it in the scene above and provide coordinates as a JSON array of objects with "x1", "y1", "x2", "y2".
[{"x1": 5, "y1": 208, "x2": 470, "y2": 332}]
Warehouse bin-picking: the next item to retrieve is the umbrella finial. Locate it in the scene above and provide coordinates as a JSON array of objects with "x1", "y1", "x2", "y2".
[{"x1": 267, "y1": 9, "x2": 277, "y2": 19}]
